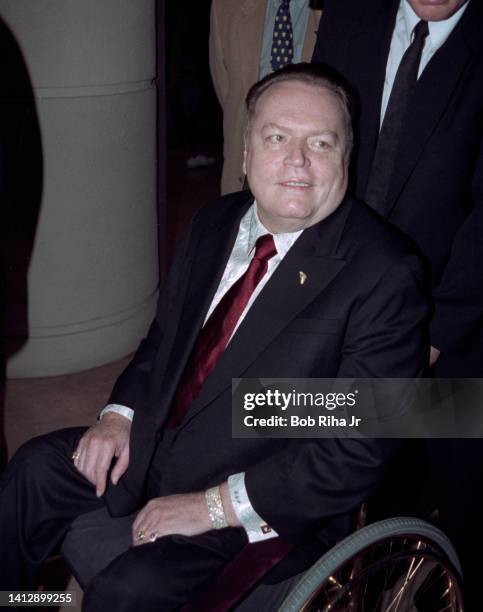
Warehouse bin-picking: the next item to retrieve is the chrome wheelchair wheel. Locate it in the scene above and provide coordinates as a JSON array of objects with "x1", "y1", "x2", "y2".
[{"x1": 280, "y1": 517, "x2": 463, "y2": 612}]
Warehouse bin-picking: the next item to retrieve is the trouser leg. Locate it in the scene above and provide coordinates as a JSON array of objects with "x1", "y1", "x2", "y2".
[
  {"x1": 427, "y1": 438, "x2": 483, "y2": 612},
  {"x1": 61, "y1": 507, "x2": 134, "y2": 588},
  {"x1": 83, "y1": 527, "x2": 248, "y2": 612},
  {"x1": 0, "y1": 427, "x2": 104, "y2": 589}
]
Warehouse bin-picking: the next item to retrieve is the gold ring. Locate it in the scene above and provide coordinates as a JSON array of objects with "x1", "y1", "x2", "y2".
[
  {"x1": 72, "y1": 451, "x2": 80, "y2": 461},
  {"x1": 135, "y1": 530, "x2": 145, "y2": 542}
]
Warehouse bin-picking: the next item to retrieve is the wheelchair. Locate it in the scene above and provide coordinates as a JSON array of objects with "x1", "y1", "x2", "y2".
[
  {"x1": 59, "y1": 502, "x2": 464, "y2": 611},
  {"x1": 60, "y1": 440, "x2": 465, "y2": 611},
  {"x1": 277, "y1": 515, "x2": 463, "y2": 611},
  {"x1": 175, "y1": 501, "x2": 464, "y2": 612}
]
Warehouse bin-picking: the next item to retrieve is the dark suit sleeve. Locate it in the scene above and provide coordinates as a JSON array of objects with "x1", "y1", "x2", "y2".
[
  {"x1": 337, "y1": 254, "x2": 428, "y2": 377},
  {"x1": 107, "y1": 221, "x2": 195, "y2": 411},
  {"x1": 311, "y1": 0, "x2": 352, "y2": 64},
  {"x1": 430, "y1": 135, "x2": 483, "y2": 354},
  {"x1": 245, "y1": 254, "x2": 428, "y2": 543}
]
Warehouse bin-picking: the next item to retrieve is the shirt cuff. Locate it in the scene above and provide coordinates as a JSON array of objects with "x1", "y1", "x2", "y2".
[
  {"x1": 98, "y1": 404, "x2": 134, "y2": 422},
  {"x1": 228, "y1": 472, "x2": 278, "y2": 542}
]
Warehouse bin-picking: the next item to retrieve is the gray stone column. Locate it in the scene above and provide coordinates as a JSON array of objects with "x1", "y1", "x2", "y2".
[{"x1": 0, "y1": 1, "x2": 158, "y2": 377}]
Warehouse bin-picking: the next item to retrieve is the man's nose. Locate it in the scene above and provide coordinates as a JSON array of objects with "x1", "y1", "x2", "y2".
[{"x1": 285, "y1": 141, "x2": 307, "y2": 167}]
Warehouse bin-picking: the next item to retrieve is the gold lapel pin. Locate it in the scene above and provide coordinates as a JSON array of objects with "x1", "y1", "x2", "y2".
[{"x1": 299, "y1": 271, "x2": 307, "y2": 286}]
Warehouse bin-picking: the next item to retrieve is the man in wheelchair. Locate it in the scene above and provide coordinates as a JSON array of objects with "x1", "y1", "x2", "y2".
[{"x1": 0, "y1": 63, "x2": 430, "y2": 611}]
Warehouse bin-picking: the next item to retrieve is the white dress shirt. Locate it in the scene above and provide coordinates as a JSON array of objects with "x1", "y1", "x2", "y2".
[
  {"x1": 380, "y1": 0, "x2": 469, "y2": 125},
  {"x1": 102, "y1": 202, "x2": 303, "y2": 542}
]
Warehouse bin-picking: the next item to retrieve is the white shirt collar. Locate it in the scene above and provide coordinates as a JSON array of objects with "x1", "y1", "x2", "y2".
[
  {"x1": 243, "y1": 202, "x2": 303, "y2": 258},
  {"x1": 402, "y1": 0, "x2": 469, "y2": 49},
  {"x1": 270, "y1": 0, "x2": 305, "y2": 8}
]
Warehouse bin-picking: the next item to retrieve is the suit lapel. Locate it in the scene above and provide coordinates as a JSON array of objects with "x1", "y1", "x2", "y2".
[
  {"x1": 240, "y1": 0, "x2": 266, "y2": 89},
  {"x1": 352, "y1": 0, "x2": 400, "y2": 195},
  {"x1": 154, "y1": 195, "x2": 253, "y2": 424},
  {"x1": 178, "y1": 200, "x2": 352, "y2": 428},
  {"x1": 385, "y1": 9, "x2": 474, "y2": 216}
]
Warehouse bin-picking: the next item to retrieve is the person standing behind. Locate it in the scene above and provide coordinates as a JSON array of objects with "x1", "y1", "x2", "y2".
[
  {"x1": 210, "y1": 0, "x2": 322, "y2": 194},
  {"x1": 312, "y1": 1, "x2": 483, "y2": 608}
]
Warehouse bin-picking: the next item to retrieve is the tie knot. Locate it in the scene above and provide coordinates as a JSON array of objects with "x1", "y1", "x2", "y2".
[
  {"x1": 253, "y1": 234, "x2": 277, "y2": 262},
  {"x1": 281, "y1": 0, "x2": 291, "y2": 7},
  {"x1": 413, "y1": 20, "x2": 429, "y2": 42}
]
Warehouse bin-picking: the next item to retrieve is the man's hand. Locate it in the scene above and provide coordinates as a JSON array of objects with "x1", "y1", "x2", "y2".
[
  {"x1": 132, "y1": 492, "x2": 211, "y2": 545},
  {"x1": 131, "y1": 482, "x2": 242, "y2": 546},
  {"x1": 73, "y1": 412, "x2": 131, "y2": 497},
  {"x1": 430, "y1": 345, "x2": 441, "y2": 366}
]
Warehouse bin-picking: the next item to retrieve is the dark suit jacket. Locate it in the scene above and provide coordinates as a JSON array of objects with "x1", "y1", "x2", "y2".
[
  {"x1": 104, "y1": 191, "x2": 428, "y2": 549},
  {"x1": 312, "y1": 0, "x2": 483, "y2": 375}
]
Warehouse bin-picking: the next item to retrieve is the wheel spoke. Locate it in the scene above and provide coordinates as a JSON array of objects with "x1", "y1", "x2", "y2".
[
  {"x1": 306, "y1": 540, "x2": 461, "y2": 612},
  {"x1": 286, "y1": 521, "x2": 463, "y2": 612}
]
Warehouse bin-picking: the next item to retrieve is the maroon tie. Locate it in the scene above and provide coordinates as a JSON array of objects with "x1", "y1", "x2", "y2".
[{"x1": 165, "y1": 234, "x2": 277, "y2": 429}]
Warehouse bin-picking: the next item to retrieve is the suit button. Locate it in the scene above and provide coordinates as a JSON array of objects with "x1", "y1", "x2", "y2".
[{"x1": 156, "y1": 430, "x2": 163, "y2": 442}]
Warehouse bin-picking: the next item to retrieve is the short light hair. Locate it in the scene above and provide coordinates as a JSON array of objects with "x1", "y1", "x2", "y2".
[{"x1": 245, "y1": 62, "x2": 355, "y2": 159}]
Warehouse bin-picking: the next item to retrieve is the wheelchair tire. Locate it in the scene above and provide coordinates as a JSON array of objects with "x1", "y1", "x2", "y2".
[{"x1": 279, "y1": 517, "x2": 463, "y2": 612}]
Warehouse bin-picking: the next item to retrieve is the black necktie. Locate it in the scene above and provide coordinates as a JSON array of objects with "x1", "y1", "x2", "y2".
[
  {"x1": 271, "y1": 0, "x2": 294, "y2": 72},
  {"x1": 365, "y1": 20, "x2": 429, "y2": 215}
]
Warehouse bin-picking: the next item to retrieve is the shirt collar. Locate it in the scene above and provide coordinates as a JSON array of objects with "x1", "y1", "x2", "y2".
[
  {"x1": 402, "y1": 0, "x2": 469, "y2": 48},
  {"x1": 244, "y1": 202, "x2": 303, "y2": 258},
  {"x1": 270, "y1": 0, "x2": 305, "y2": 8}
]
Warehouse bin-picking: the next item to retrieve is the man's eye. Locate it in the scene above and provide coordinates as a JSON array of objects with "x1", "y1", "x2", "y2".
[
  {"x1": 267, "y1": 134, "x2": 284, "y2": 144},
  {"x1": 312, "y1": 139, "x2": 331, "y2": 150}
]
